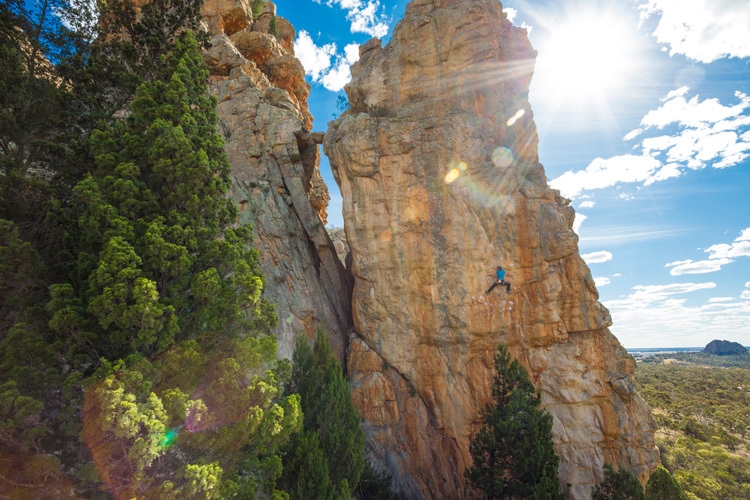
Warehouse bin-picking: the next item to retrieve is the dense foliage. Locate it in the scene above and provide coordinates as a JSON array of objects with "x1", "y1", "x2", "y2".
[
  {"x1": 280, "y1": 325, "x2": 366, "y2": 499},
  {"x1": 645, "y1": 465, "x2": 688, "y2": 500},
  {"x1": 635, "y1": 357, "x2": 750, "y2": 499},
  {"x1": 592, "y1": 463, "x2": 645, "y2": 500},
  {"x1": 465, "y1": 343, "x2": 563, "y2": 500},
  {"x1": 0, "y1": 1, "x2": 302, "y2": 497}
]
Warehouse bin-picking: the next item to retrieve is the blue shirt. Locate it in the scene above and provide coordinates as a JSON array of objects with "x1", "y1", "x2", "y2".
[{"x1": 496, "y1": 269, "x2": 506, "y2": 280}]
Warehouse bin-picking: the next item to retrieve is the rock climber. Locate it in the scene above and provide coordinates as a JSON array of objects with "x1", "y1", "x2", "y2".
[{"x1": 486, "y1": 266, "x2": 511, "y2": 294}]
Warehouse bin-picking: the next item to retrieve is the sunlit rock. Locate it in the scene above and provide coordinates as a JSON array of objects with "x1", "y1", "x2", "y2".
[{"x1": 325, "y1": 0, "x2": 658, "y2": 498}]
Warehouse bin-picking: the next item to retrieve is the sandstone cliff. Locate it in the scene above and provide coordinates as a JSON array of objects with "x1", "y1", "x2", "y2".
[
  {"x1": 324, "y1": 0, "x2": 659, "y2": 498},
  {"x1": 200, "y1": 1, "x2": 352, "y2": 358}
]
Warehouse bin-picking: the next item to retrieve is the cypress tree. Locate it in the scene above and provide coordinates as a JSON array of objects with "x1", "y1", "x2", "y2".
[
  {"x1": 251, "y1": 0, "x2": 265, "y2": 19},
  {"x1": 50, "y1": 31, "x2": 276, "y2": 364},
  {"x1": 466, "y1": 343, "x2": 563, "y2": 500},
  {"x1": 280, "y1": 324, "x2": 366, "y2": 499}
]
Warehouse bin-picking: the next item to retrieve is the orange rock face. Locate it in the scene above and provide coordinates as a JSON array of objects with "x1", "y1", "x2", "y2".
[{"x1": 325, "y1": 0, "x2": 658, "y2": 498}]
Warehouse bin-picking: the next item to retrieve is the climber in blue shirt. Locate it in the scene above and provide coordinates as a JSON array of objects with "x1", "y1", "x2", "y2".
[{"x1": 486, "y1": 266, "x2": 511, "y2": 294}]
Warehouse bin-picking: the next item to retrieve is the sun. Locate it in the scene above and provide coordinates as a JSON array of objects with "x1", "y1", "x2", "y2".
[{"x1": 532, "y1": 8, "x2": 640, "y2": 106}]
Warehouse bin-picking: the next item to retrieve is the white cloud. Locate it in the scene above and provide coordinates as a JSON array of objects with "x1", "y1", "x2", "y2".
[
  {"x1": 708, "y1": 297, "x2": 734, "y2": 302},
  {"x1": 609, "y1": 282, "x2": 717, "y2": 306},
  {"x1": 666, "y1": 258, "x2": 733, "y2": 275},
  {"x1": 504, "y1": 7, "x2": 518, "y2": 23},
  {"x1": 550, "y1": 154, "x2": 661, "y2": 199},
  {"x1": 579, "y1": 200, "x2": 596, "y2": 208},
  {"x1": 640, "y1": 90, "x2": 750, "y2": 129},
  {"x1": 605, "y1": 281, "x2": 750, "y2": 348},
  {"x1": 705, "y1": 227, "x2": 750, "y2": 259},
  {"x1": 550, "y1": 89, "x2": 750, "y2": 198},
  {"x1": 637, "y1": 0, "x2": 750, "y2": 63},
  {"x1": 295, "y1": 31, "x2": 336, "y2": 80},
  {"x1": 663, "y1": 227, "x2": 750, "y2": 275},
  {"x1": 706, "y1": 241, "x2": 750, "y2": 259},
  {"x1": 319, "y1": 43, "x2": 360, "y2": 91},
  {"x1": 624, "y1": 129, "x2": 643, "y2": 141},
  {"x1": 573, "y1": 213, "x2": 586, "y2": 234},
  {"x1": 594, "y1": 277, "x2": 611, "y2": 287},
  {"x1": 579, "y1": 227, "x2": 683, "y2": 246},
  {"x1": 315, "y1": 0, "x2": 389, "y2": 37},
  {"x1": 582, "y1": 251, "x2": 613, "y2": 264},
  {"x1": 295, "y1": 32, "x2": 360, "y2": 92}
]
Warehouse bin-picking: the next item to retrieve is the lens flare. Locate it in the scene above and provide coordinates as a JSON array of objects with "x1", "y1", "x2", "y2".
[
  {"x1": 444, "y1": 168, "x2": 460, "y2": 184},
  {"x1": 458, "y1": 162, "x2": 468, "y2": 171},
  {"x1": 492, "y1": 147, "x2": 514, "y2": 168},
  {"x1": 158, "y1": 427, "x2": 179, "y2": 448},
  {"x1": 506, "y1": 109, "x2": 525, "y2": 126}
]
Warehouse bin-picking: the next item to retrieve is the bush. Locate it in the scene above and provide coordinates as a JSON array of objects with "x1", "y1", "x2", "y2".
[
  {"x1": 591, "y1": 463, "x2": 644, "y2": 500},
  {"x1": 251, "y1": 0, "x2": 265, "y2": 19}
]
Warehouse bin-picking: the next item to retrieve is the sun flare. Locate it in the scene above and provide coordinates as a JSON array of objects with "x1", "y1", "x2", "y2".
[{"x1": 533, "y1": 9, "x2": 639, "y2": 105}]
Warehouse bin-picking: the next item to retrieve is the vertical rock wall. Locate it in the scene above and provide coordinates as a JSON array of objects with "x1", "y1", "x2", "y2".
[
  {"x1": 324, "y1": 0, "x2": 658, "y2": 498},
  {"x1": 201, "y1": 2, "x2": 352, "y2": 359}
]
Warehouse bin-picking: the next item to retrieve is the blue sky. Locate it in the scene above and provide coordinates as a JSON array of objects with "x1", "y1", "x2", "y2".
[{"x1": 272, "y1": 0, "x2": 750, "y2": 349}]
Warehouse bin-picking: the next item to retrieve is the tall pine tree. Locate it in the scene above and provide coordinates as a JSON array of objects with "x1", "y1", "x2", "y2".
[{"x1": 466, "y1": 343, "x2": 563, "y2": 500}]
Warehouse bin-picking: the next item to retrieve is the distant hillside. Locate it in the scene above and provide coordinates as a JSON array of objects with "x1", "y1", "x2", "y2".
[
  {"x1": 703, "y1": 339, "x2": 749, "y2": 356},
  {"x1": 635, "y1": 361, "x2": 750, "y2": 499}
]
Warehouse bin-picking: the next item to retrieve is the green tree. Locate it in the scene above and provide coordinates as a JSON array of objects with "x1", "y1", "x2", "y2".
[
  {"x1": 356, "y1": 461, "x2": 402, "y2": 500},
  {"x1": 645, "y1": 465, "x2": 687, "y2": 500},
  {"x1": 280, "y1": 325, "x2": 366, "y2": 499},
  {"x1": 0, "y1": 4, "x2": 68, "y2": 243},
  {"x1": 592, "y1": 463, "x2": 645, "y2": 500},
  {"x1": 465, "y1": 343, "x2": 563, "y2": 500},
  {"x1": 50, "y1": 31, "x2": 276, "y2": 365},
  {"x1": 269, "y1": 15, "x2": 279, "y2": 37}
]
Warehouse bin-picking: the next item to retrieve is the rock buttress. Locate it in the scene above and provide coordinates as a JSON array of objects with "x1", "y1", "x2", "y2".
[
  {"x1": 324, "y1": 0, "x2": 658, "y2": 498},
  {"x1": 202, "y1": 2, "x2": 353, "y2": 359}
]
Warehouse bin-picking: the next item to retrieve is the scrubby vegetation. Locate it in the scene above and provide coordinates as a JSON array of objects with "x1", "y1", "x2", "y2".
[{"x1": 635, "y1": 355, "x2": 750, "y2": 499}]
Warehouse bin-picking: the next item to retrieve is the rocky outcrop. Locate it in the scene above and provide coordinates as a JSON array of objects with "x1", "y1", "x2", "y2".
[
  {"x1": 325, "y1": 0, "x2": 658, "y2": 498},
  {"x1": 201, "y1": 3, "x2": 352, "y2": 359},
  {"x1": 703, "y1": 339, "x2": 749, "y2": 356}
]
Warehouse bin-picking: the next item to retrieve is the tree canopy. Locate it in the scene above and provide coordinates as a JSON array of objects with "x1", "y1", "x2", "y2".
[{"x1": 0, "y1": 3, "x2": 298, "y2": 496}]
